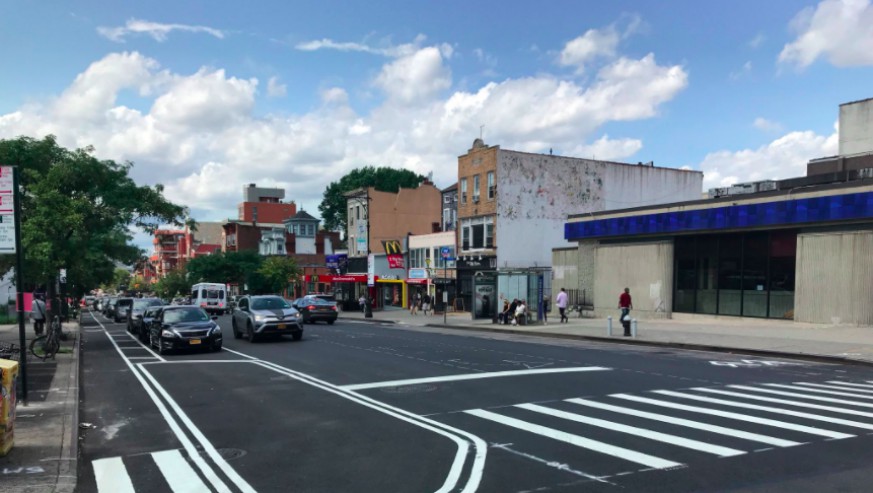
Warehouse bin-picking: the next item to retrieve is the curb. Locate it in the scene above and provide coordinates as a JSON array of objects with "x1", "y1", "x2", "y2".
[
  {"x1": 419, "y1": 323, "x2": 873, "y2": 369},
  {"x1": 56, "y1": 323, "x2": 80, "y2": 493},
  {"x1": 338, "y1": 316, "x2": 396, "y2": 325}
]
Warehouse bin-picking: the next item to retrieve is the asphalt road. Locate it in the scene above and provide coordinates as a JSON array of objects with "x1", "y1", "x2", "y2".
[{"x1": 76, "y1": 310, "x2": 873, "y2": 493}]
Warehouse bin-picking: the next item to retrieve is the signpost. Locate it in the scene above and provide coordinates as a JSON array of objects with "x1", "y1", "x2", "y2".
[
  {"x1": 1, "y1": 166, "x2": 27, "y2": 401},
  {"x1": 440, "y1": 246, "x2": 451, "y2": 324}
]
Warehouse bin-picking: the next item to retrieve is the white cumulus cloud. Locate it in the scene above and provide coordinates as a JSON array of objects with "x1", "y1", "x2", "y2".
[
  {"x1": 753, "y1": 117, "x2": 783, "y2": 132},
  {"x1": 779, "y1": 0, "x2": 873, "y2": 68},
  {"x1": 699, "y1": 127, "x2": 838, "y2": 189},
  {"x1": 266, "y1": 77, "x2": 287, "y2": 98},
  {"x1": 98, "y1": 18, "x2": 225, "y2": 43}
]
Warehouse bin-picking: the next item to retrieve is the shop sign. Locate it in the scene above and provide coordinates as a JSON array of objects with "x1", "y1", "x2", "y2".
[
  {"x1": 379, "y1": 275, "x2": 400, "y2": 281},
  {"x1": 457, "y1": 256, "x2": 496, "y2": 269},
  {"x1": 405, "y1": 278, "x2": 428, "y2": 285},
  {"x1": 408, "y1": 268, "x2": 428, "y2": 279},
  {"x1": 326, "y1": 254, "x2": 347, "y2": 270}
]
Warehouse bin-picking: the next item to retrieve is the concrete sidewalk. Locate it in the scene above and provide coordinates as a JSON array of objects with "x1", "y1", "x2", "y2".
[
  {"x1": 0, "y1": 321, "x2": 80, "y2": 493},
  {"x1": 339, "y1": 308, "x2": 873, "y2": 366}
]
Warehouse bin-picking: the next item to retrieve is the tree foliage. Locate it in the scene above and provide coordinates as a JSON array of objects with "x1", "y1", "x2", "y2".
[
  {"x1": 318, "y1": 166, "x2": 425, "y2": 232},
  {"x1": 257, "y1": 256, "x2": 300, "y2": 295},
  {"x1": 0, "y1": 136, "x2": 188, "y2": 296},
  {"x1": 153, "y1": 269, "x2": 191, "y2": 300}
]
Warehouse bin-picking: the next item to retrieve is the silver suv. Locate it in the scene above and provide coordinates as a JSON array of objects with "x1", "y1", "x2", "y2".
[{"x1": 231, "y1": 295, "x2": 303, "y2": 342}]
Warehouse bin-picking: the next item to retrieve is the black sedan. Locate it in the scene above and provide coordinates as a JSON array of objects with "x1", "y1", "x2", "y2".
[
  {"x1": 294, "y1": 297, "x2": 338, "y2": 324},
  {"x1": 148, "y1": 306, "x2": 222, "y2": 355},
  {"x1": 128, "y1": 299, "x2": 165, "y2": 341}
]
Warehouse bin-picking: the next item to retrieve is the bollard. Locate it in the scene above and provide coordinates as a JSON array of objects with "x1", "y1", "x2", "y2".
[
  {"x1": 607, "y1": 316, "x2": 613, "y2": 336},
  {"x1": 631, "y1": 318, "x2": 638, "y2": 338}
]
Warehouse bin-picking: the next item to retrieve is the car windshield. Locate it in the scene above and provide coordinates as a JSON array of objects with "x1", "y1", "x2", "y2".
[
  {"x1": 133, "y1": 299, "x2": 162, "y2": 310},
  {"x1": 251, "y1": 297, "x2": 291, "y2": 310},
  {"x1": 303, "y1": 298, "x2": 334, "y2": 306},
  {"x1": 117, "y1": 299, "x2": 133, "y2": 307},
  {"x1": 164, "y1": 308, "x2": 209, "y2": 324}
]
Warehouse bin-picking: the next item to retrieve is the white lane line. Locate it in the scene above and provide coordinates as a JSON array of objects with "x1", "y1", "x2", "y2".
[
  {"x1": 152, "y1": 449, "x2": 211, "y2": 493},
  {"x1": 566, "y1": 398, "x2": 800, "y2": 448},
  {"x1": 826, "y1": 381, "x2": 873, "y2": 390},
  {"x1": 790, "y1": 382, "x2": 873, "y2": 394},
  {"x1": 93, "y1": 457, "x2": 135, "y2": 493},
  {"x1": 465, "y1": 408, "x2": 683, "y2": 470},
  {"x1": 341, "y1": 366, "x2": 611, "y2": 391},
  {"x1": 90, "y1": 315, "x2": 233, "y2": 493},
  {"x1": 729, "y1": 385, "x2": 873, "y2": 409},
  {"x1": 654, "y1": 390, "x2": 873, "y2": 431},
  {"x1": 252, "y1": 359, "x2": 485, "y2": 493},
  {"x1": 696, "y1": 388, "x2": 873, "y2": 419},
  {"x1": 138, "y1": 365, "x2": 257, "y2": 493},
  {"x1": 611, "y1": 394, "x2": 853, "y2": 440},
  {"x1": 516, "y1": 403, "x2": 745, "y2": 457},
  {"x1": 764, "y1": 384, "x2": 873, "y2": 400}
]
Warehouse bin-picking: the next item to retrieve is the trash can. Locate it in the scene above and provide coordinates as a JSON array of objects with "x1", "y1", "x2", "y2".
[{"x1": 0, "y1": 358, "x2": 19, "y2": 456}]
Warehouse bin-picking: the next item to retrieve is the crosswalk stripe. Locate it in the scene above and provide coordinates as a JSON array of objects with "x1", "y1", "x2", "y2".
[
  {"x1": 790, "y1": 382, "x2": 873, "y2": 394},
  {"x1": 826, "y1": 381, "x2": 873, "y2": 390},
  {"x1": 152, "y1": 450, "x2": 211, "y2": 493},
  {"x1": 93, "y1": 457, "x2": 136, "y2": 493},
  {"x1": 465, "y1": 408, "x2": 683, "y2": 469},
  {"x1": 729, "y1": 385, "x2": 873, "y2": 409},
  {"x1": 696, "y1": 388, "x2": 873, "y2": 419},
  {"x1": 516, "y1": 403, "x2": 745, "y2": 457},
  {"x1": 764, "y1": 384, "x2": 873, "y2": 400},
  {"x1": 566, "y1": 398, "x2": 800, "y2": 447},
  {"x1": 654, "y1": 390, "x2": 872, "y2": 431},
  {"x1": 611, "y1": 394, "x2": 854, "y2": 439}
]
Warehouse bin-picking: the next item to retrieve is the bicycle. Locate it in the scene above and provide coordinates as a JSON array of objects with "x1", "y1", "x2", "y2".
[{"x1": 30, "y1": 314, "x2": 62, "y2": 360}]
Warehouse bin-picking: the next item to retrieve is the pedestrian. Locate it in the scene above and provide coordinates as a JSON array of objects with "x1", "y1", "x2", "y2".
[
  {"x1": 618, "y1": 287, "x2": 633, "y2": 336},
  {"x1": 506, "y1": 298, "x2": 518, "y2": 325},
  {"x1": 514, "y1": 299, "x2": 527, "y2": 325},
  {"x1": 556, "y1": 288, "x2": 569, "y2": 323},
  {"x1": 422, "y1": 292, "x2": 431, "y2": 315},
  {"x1": 359, "y1": 294, "x2": 366, "y2": 313},
  {"x1": 31, "y1": 293, "x2": 47, "y2": 336},
  {"x1": 410, "y1": 291, "x2": 420, "y2": 315},
  {"x1": 542, "y1": 295, "x2": 550, "y2": 324},
  {"x1": 498, "y1": 299, "x2": 510, "y2": 324}
]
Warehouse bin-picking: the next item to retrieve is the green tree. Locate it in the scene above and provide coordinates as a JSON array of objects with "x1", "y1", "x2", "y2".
[
  {"x1": 154, "y1": 269, "x2": 191, "y2": 300},
  {"x1": 112, "y1": 268, "x2": 131, "y2": 290},
  {"x1": 256, "y1": 256, "x2": 299, "y2": 295},
  {"x1": 0, "y1": 136, "x2": 188, "y2": 299},
  {"x1": 318, "y1": 166, "x2": 426, "y2": 232}
]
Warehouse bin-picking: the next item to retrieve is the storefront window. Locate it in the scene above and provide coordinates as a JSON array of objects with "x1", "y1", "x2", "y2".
[{"x1": 769, "y1": 231, "x2": 796, "y2": 319}]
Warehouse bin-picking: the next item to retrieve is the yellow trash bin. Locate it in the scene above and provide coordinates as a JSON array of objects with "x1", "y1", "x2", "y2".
[{"x1": 0, "y1": 358, "x2": 18, "y2": 456}]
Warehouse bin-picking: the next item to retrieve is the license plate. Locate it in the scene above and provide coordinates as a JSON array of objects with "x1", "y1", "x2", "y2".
[
  {"x1": 277, "y1": 324, "x2": 286, "y2": 329},
  {"x1": 189, "y1": 339, "x2": 201, "y2": 345}
]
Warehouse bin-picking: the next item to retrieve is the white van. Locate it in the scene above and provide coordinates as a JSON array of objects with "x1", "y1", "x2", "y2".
[{"x1": 191, "y1": 282, "x2": 229, "y2": 314}]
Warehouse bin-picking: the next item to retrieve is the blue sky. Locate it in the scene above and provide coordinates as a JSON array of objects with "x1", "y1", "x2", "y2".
[{"x1": 2, "y1": 0, "x2": 872, "y2": 249}]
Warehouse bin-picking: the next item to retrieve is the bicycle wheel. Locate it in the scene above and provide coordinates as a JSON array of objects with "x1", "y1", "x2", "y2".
[
  {"x1": 44, "y1": 333, "x2": 60, "y2": 359},
  {"x1": 29, "y1": 336, "x2": 49, "y2": 361}
]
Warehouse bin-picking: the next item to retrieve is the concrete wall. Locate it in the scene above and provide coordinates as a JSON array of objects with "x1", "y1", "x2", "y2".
[
  {"x1": 551, "y1": 240, "x2": 596, "y2": 305},
  {"x1": 496, "y1": 150, "x2": 702, "y2": 269},
  {"x1": 840, "y1": 98, "x2": 873, "y2": 156},
  {"x1": 795, "y1": 231, "x2": 873, "y2": 325},
  {"x1": 593, "y1": 240, "x2": 673, "y2": 319}
]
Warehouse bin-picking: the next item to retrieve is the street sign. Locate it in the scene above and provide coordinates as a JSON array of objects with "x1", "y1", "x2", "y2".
[
  {"x1": 59, "y1": 269, "x2": 67, "y2": 284},
  {"x1": 0, "y1": 167, "x2": 15, "y2": 253},
  {"x1": 440, "y1": 246, "x2": 451, "y2": 259}
]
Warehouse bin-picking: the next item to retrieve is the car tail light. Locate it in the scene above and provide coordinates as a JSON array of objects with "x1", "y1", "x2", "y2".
[
  {"x1": 307, "y1": 305, "x2": 316, "y2": 311},
  {"x1": 200, "y1": 302, "x2": 207, "y2": 307},
  {"x1": 331, "y1": 306, "x2": 338, "y2": 311}
]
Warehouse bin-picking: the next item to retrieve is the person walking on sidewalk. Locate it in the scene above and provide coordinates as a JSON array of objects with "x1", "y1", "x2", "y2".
[
  {"x1": 31, "y1": 293, "x2": 47, "y2": 336},
  {"x1": 422, "y1": 292, "x2": 431, "y2": 316},
  {"x1": 359, "y1": 295, "x2": 366, "y2": 313},
  {"x1": 618, "y1": 287, "x2": 633, "y2": 336},
  {"x1": 556, "y1": 288, "x2": 569, "y2": 323},
  {"x1": 410, "y1": 291, "x2": 420, "y2": 315}
]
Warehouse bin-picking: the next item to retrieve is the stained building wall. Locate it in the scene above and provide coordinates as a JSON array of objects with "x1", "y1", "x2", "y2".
[
  {"x1": 496, "y1": 150, "x2": 702, "y2": 269},
  {"x1": 795, "y1": 230, "x2": 873, "y2": 325},
  {"x1": 593, "y1": 240, "x2": 673, "y2": 319}
]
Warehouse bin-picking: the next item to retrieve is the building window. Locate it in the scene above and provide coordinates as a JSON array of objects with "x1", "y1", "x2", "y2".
[
  {"x1": 487, "y1": 171, "x2": 495, "y2": 199},
  {"x1": 461, "y1": 179, "x2": 468, "y2": 204},
  {"x1": 460, "y1": 216, "x2": 495, "y2": 251},
  {"x1": 349, "y1": 208, "x2": 355, "y2": 225},
  {"x1": 473, "y1": 175, "x2": 480, "y2": 202}
]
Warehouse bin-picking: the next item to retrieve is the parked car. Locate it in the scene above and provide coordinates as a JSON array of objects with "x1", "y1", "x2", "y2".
[
  {"x1": 294, "y1": 296, "x2": 338, "y2": 324},
  {"x1": 231, "y1": 295, "x2": 303, "y2": 342},
  {"x1": 113, "y1": 297, "x2": 135, "y2": 323},
  {"x1": 82, "y1": 296, "x2": 96, "y2": 308},
  {"x1": 133, "y1": 305, "x2": 164, "y2": 343},
  {"x1": 127, "y1": 298, "x2": 165, "y2": 337},
  {"x1": 148, "y1": 305, "x2": 222, "y2": 355}
]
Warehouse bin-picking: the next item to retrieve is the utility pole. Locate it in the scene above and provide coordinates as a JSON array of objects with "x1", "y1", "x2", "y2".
[{"x1": 11, "y1": 167, "x2": 28, "y2": 402}]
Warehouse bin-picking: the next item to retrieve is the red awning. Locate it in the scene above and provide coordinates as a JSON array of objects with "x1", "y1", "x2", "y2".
[
  {"x1": 404, "y1": 278, "x2": 429, "y2": 285},
  {"x1": 304, "y1": 274, "x2": 374, "y2": 283}
]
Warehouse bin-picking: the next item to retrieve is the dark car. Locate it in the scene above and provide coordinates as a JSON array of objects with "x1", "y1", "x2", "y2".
[
  {"x1": 294, "y1": 296, "x2": 338, "y2": 324},
  {"x1": 103, "y1": 297, "x2": 118, "y2": 317},
  {"x1": 134, "y1": 305, "x2": 164, "y2": 343},
  {"x1": 148, "y1": 306, "x2": 222, "y2": 355},
  {"x1": 113, "y1": 297, "x2": 135, "y2": 323},
  {"x1": 127, "y1": 298, "x2": 165, "y2": 339},
  {"x1": 231, "y1": 295, "x2": 303, "y2": 342}
]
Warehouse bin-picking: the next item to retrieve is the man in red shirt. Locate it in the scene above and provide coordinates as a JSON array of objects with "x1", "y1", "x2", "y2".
[{"x1": 618, "y1": 288, "x2": 633, "y2": 336}]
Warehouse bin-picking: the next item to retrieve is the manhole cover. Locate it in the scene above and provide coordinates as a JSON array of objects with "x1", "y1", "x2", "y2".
[
  {"x1": 216, "y1": 448, "x2": 247, "y2": 460},
  {"x1": 380, "y1": 384, "x2": 438, "y2": 394}
]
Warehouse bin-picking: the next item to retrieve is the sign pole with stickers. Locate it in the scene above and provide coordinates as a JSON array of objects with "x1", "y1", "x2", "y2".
[{"x1": 1, "y1": 166, "x2": 28, "y2": 402}]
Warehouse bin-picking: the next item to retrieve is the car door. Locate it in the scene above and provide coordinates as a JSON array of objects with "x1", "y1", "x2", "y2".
[{"x1": 234, "y1": 297, "x2": 248, "y2": 326}]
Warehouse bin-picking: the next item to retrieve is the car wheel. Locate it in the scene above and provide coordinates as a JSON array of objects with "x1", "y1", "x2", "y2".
[
  {"x1": 232, "y1": 318, "x2": 241, "y2": 339},
  {"x1": 139, "y1": 327, "x2": 148, "y2": 344},
  {"x1": 246, "y1": 322, "x2": 257, "y2": 343},
  {"x1": 327, "y1": 319, "x2": 335, "y2": 325},
  {"x1": 292, "y1": 332, "x2": 303, "y2": 341}
]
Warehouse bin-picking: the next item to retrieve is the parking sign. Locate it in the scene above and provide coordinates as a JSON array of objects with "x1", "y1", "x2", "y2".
[{"x1": 440, "y1": 246, "x2": 451, "y2": 259}]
